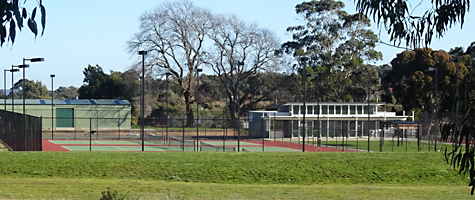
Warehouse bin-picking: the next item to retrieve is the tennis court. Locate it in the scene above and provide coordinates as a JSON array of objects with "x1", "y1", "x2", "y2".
[{"x1": 43, "y1": 139, "x2": 309, "y2": 152}]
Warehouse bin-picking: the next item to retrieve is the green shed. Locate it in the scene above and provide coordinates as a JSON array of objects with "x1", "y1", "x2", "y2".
[{"x1": 0, "y1": 99, "x2": 131, "y2": 129}]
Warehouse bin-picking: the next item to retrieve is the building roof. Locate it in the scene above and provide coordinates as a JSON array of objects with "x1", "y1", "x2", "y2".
[
  {"x1": 278, "y1": 102, "x2": 386, "y2": 106},
  {"x1": 0, "y1": 99, "x2": 130, "y2": 105}
]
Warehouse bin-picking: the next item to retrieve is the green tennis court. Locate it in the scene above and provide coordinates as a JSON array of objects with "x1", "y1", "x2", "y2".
[
  {"x1": 62, "y1": 146, "x2": 167, "y2": 151},
  {"x1": 199, "y1": 141, "x2": 261, "y2": 146},
  {"x1": 46, "y1": 140, "x2": 303, "y2": 152},
  {"x1": 241, "y1": 146, "x2": 301, "y2": 152},
  {"x1": 50, "y1": 140, "x2": 164, "y2": 145}
]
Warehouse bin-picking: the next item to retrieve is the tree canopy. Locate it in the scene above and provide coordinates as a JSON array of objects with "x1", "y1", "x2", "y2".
[
  {"x1": 128, "y1": 0, "x2": 283, "y2": 127},
  {"x1": 1, "y1": 0, "x2": 46, "y2": 46},
  {"x1": 355, "y1": 0, "x2": 470, "y2": 47},
  {"x1": 282, "y1": 0, "x2": 382, "y2": 102},
  {"x1": 78, "y1": 65, "x2": 139, "y2": 101},
  {"x1": 12, "y1": 79, "x2": 50, "y2": 99}
]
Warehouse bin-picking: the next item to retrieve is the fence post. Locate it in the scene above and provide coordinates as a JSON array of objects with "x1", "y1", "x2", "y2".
[
  {"x1": 380, "y1": 121, "x2": 383, "y2": 152},
  {"x1": 223, "y1": 118, "x2": 226, "y2": 152},
  {"x1": 427, "y1": 133, "x2": 430, "y2": 152},
  {"x1": 196, "y1": 115, "x2": 199, "y2": 152},
  {"x1": 166, "y1": 116, "x2": 169, "y2": 146},
  {"x1": 118, "y1": 117, "x2": 120, "y2": 140},
  {"x1": 392, "y1": 132, "x2": 394, "y2": 152},
  {"x1": 182, "y1": 118, "x2": 185, "y2": 152},
  {"x1": 238, "y1": 116, "x2": 241, "y2": 152},
  {"x1": 90, "y1": 118, "x2": 92, "y2": 152},
  {"x1": 262, "y1": 117, "x2": 265, "y2": 152},
  {"x1": 405, "y1": 129, "x2": 408, "y2": 152}
]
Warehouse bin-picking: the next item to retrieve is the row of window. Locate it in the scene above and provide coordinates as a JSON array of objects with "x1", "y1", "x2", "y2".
[
  {"x1": 291, "y1": 105, "x2": 376, "y2": 115},
  {"x1": 291, "y1": 120, "x2": 378, "y2": 130}
]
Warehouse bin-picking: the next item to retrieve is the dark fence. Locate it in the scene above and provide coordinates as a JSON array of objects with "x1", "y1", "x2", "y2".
[{"x1": 0, "y1": 110, "x2": 42, "y2": 151}]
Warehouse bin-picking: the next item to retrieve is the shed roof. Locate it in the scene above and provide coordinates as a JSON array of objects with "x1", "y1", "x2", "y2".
[{"x1": 0, "y1": 99, "x2": 130, "y2": 105}]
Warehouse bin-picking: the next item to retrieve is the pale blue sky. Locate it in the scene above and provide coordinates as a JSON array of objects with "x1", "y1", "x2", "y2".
[{"x1": 1, "y1": 0, "x2": 474, "y2": 90}]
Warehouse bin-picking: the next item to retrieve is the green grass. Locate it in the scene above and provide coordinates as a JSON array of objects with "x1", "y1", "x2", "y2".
[
  {"x1": 310, "y1": 139, "x2": 452, "y2": 152},
  {"x1": 0, "y1": 151, "x2": 470, "y2": 199},
  {"x1": 0, "y1": 177, "x2": 471, "y2": 200},
  {"x1": 0, "y1": 152, "x2": 466, "y2": 184}
]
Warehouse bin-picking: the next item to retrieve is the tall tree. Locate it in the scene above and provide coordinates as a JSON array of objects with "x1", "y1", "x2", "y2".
[
  {"x1": 78, "y1": 65, "x2": 137, "y2": 100},
  {"x1": 282, "y1": 0, "x2": 382, "y2": 102},
  {"x1": 55, "y1": 86, "x2": 79, "y2": 100},
  {"x1": 128, "y1": 0, "x2": 212, "y2": 127},
  {"x1": 1, "y1": 0, "x2": 46, "y2": 46},
  {"x1": 13, "y1": 79, "x2": 49, "y2": 99},
  {"x1": 206, "y1": 14, "x2": 282, "y2": 127},
  {"x1": 355, "y1": 0, "x2": 470, "y2": 47},
  {"x1": 384, "y1": 48, "x2": 468, "y2": 112}
]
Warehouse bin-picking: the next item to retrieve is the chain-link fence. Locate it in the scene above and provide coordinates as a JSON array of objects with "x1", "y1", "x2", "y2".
[
  {"x1": 0, "y1": 110, "x2": 42, "y2": 151},
  {"x1": 41, "y1": 115, "x2": 446, "y2": 152}
]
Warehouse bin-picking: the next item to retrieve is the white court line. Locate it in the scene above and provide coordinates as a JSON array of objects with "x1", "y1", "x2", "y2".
[
  {"x1": 96, "y1": 141, "x2": 105, "y2": 144},
  {"x1": 114, "y1": 146, "x2": 127, "y2": 151},
  {"x1": 62, "y1": 146, "x2": 72, "y2": 151}
]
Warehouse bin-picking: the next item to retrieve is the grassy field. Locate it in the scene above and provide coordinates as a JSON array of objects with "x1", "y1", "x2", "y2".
[{"x1": 0, "y1": 151, "x2": 470, "y2": 199}]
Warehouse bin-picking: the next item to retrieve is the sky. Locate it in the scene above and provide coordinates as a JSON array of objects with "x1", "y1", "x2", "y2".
[{"x1": 1, "y1": 0, "x2": 474, "y2": 91}]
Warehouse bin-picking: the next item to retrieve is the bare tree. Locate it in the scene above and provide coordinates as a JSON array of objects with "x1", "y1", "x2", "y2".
[
  {"x1": 128, "y1": 0, "x2": 212, "y2": 126},
  {"x1": 205, "y1": 14, "x2": 281, "y2": 127}
]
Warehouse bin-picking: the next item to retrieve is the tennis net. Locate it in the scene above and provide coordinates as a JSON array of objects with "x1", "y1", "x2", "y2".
[
  {"x1": 169, "y1": 136, "x2": 195, "y2": 146},
  {"x1": 200, "y1": 141, "x2": 235, "y2": 152},
  {"x1": 144, "y1": 133, "x2": 165, "y2": 145}
]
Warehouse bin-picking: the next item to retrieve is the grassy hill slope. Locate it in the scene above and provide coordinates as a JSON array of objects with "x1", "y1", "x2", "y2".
[{"x1": 0, "y1": 152, "x2": 466, "y2": 185}]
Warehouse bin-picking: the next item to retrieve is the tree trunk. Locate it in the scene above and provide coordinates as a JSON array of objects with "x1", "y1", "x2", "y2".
[
  {"x1": 228, "y1": 96, "x2": 240, "y2": 129},
  {"x1": 183, "y1": 90, "x2": 195, "y2": 127}
]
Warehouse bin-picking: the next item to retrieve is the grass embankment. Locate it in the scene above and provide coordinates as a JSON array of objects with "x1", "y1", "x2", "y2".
[
  {"x1": 0, "y1": 142, "x2": 7, "y2": 151},
  {"x1": 0, "y1": 152, "x2": 470, "y2": 199}
]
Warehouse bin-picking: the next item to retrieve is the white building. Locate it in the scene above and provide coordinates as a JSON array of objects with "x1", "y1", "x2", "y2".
[{"x1": 248, "y1": 102, "x2": 411, "y2": 139}]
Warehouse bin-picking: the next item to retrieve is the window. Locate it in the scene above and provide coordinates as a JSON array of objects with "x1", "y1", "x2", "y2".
[
  {"x1": 301, "y1": 106, "x2": 305, "y2": 115},
  {"x1": 336, "y1": 106, "x2": 341, "y2": 114},
  {"x1": 329, "y1": 106, "x2": 334, "y2": 114},
  {"x1": 292, "y1": 120, "x2": 299, "y2": 130},
  {"x1": 322, "y1": 105, "x2": 328, "y2": 114},
  {"x1": 357, "y1": 106, "x2": 362, "y2": 114},
  {"x1": 350, "y1": 105, "x2": 356, "y2": 114},
  {"x1": 307, "y1": 105, "x2": 312, "y2": 114},
  {"x1": 314, "y1": 105, "x2": 320, "y2": 114},
  {"x1": 293, "y1": 105, "x2": 299, "y2": 115},
  {"x1": 342, "y1": 105, "x2": 348, "y2": 114},
  {"x1": 363, "y1": 105, "x2": 375, "y2": 114}
]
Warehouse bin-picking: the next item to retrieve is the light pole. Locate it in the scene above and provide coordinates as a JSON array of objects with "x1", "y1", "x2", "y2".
[
  {"x1": 195, "y1": 68, "x2": 202, "y2": 151},
  {"x1": 9, "y1": 66, "x2": 21, "y2": 112},
  {"x1": 449, "y1": 57, "x2": 460, "y2": 148},
  {"x1": 353, "y1": 71, "x2": 370, "y2": 152},
  {"x1": 4, "y1": 68, "x2": 19, "y2": 111},
  {"x1": 51, "y1": 74, "x2": 55, "y2": 139},
  {"x1": 165, "y1": 72, "x2": 171, "y2": 145},
  {"x1": 139, "y1": 50, "x2": 147, "y2": 152},
  {"x1": 427, "y1": 67, "x2": 438, "y2": 149},
  {"x1": 232, "y1": 61, "x2": 244, "y2": 152},
  {"x1": 298, "y1": 57, "x2": 308, "y2": 152},
  {"x1": 367, "y1": 78, "x2": 370, "y2": 152},
  {"x1": 20, "y1": 57, "x2": 44, "y2": 114},
  {"x1": 316, "y1": 72, "x2": 321, "y2": 146}
]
